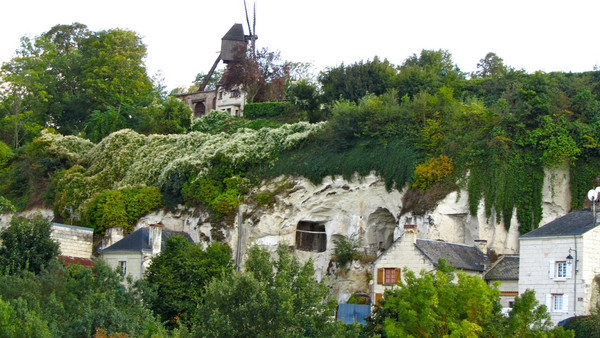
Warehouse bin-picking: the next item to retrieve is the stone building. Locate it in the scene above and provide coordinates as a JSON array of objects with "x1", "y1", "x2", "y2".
[
  {"x1": 371, "y1": 224, "x2": 488, "y2": 305},
  {"x1": 51, "y1": 222, "x2": 93, "y2": 259},
  {"x1": 176, "y1": 23, "x2": 248, "y2": 117},
  {"x1": 519, "y1": 209, "x2": 600, "y2": 324},
  {"x1": 99, "y1": 224, "x2": 193, "y2": 281},
  {"x1": 484, "y1": 254, "x2": 519, "y2": 312}
]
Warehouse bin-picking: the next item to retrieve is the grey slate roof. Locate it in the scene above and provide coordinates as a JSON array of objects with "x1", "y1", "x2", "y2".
[
  {"x1": 100, "y1": 227, "x2": 193, "y2": 253},
  {"x1": 520, "y1": 209, "x2": 597, "y2": 239},
  {"x1": 415, "y1": 239, "x2": 488, "y2": 272},
  {"x1": 222, "y1": 23, "x2": 245, "y2": 41},
  {"x1": 484, "y1": 255, "x2": 519, "y2": 281}
]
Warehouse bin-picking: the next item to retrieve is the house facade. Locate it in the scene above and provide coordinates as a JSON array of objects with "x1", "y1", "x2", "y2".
[
  {"x1": 484, "y1": 254, "x2": 519, "y2": 313},
  {"x1": 371, "y1": 224, "x2": 488, "y2": 305},
  {"x1": 99, "y1": 224, "x2": 193, "y2": 281},
  {"x1": 519, "y1": 209, "x2": 600, "y2": 325}
]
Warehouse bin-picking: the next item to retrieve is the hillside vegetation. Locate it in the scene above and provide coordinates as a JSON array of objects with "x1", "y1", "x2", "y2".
[{"x1": 1, "y1": 25, "x2": 599, "y2": 237}]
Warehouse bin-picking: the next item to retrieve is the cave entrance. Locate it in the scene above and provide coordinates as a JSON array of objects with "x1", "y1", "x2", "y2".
[
  {"x1": 295, "y1": 221, "x2": 327, "y2": 252},
  {"x1": 366, "y1": 208, "x2": 397, "y2": 255}
]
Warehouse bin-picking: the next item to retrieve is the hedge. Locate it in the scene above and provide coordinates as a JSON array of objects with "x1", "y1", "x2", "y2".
[{"x1": 244, "y1": 102, "x2": 292, "y2": 119}]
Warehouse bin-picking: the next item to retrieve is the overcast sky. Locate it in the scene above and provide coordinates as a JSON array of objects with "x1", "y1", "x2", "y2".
[{"x1": 2, "y1": 0, "x2": 600, "y2": 91}]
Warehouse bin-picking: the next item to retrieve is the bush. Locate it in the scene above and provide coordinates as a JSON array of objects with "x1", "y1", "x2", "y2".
[
  {"x1": 563, "y1": 315, "x2": 600, "y2": 337},
  {"x1": 333, "y1": 235, "x2": 359, "y2": 267},
  {"x1": 412, "y1": 154, "x2": 454, "y2": 190},
  {"x1": 82, "y1": 186, "x2": 162, "y2": 234},
  {"x1": 244, "y1": 101, "x2": 292, "y2": 119}
]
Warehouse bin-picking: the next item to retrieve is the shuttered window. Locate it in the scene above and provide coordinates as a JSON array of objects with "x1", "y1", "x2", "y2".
[{"x1": 377, "y1": 268, "x2": 400, "y2": 285}]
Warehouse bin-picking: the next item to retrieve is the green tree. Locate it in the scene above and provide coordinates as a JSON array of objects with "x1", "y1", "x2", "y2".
[
  {"x1": 365, "y1": 259, "x2": 573, "y2": 337},
  {"x1": 143, "y1": 237, "x2": 233, "y2": 326},
  {"x1": 133, "y1": 96, "x2": 192, "y2": 135},
  {"x1": 396, "y1": 49, "x2": 465, "y2": 98},
  {"x1": 0, "y1": 215, "x2": 59, "y2": 274},
  {"x1": 0, "y1": 259, "x2": 164, "y2": 337},
  {"x1": 319, "y1": 56, "x2": 398, "y2": 104},
  {"x1": 193, "y1": 245, "x2": 335, "y2": 337}
]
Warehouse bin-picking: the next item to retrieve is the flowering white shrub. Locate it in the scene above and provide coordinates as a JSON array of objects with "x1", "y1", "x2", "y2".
[
  {"x1": 38, "y1": 129, "x2": 95, "y2": 163},
  {"x1": 47, "y1": 122, "x2": 325, "y2": 216}
]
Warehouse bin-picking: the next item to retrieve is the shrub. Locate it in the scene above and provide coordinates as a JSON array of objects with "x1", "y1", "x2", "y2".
[
  {"x1": 82, "y1": 186, "x2": 162, "y2": 234},
  {"x1": 244, "y1": 102, "x2": 292, "y2": 119},
  {"x1": 412, "y1": 154, "x2": 454, "y2": 190},
  {"x1": 254, "y1": 190, "x2": 275, "y2": 206},
  {"x1": 333, "y1": 235, "x2": 359, "y2": 267}
]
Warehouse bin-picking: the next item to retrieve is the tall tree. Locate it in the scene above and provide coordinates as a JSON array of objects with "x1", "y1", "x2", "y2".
[
  {"x1": 396, "y1": 49, "x2": 465, "y2": 98},
  {"x1": 0, "y1": 215, "x2": 59, "y2": 274},
  {"x1": 0, "y1": 24, "x2": 155, "y2": 138},
  {"x1": 319, "y1": 56, "x2": 398, "y2": 104},
  {"x1": 143, "y1": 237, "x2": 233, "y2": 326},
  {"x1": 193, "y1": 245, "x2": 335, "y2": 337}
]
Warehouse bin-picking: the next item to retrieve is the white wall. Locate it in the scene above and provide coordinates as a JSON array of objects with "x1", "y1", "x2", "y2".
[
  {"x1": 51, "y1": 223, "x2": 93, "y2": 259},
  {"x1": 519, "y1": 227, "x2": 600, "y2": 325}
]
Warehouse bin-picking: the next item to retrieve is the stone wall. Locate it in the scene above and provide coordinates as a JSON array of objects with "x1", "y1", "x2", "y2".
[{"x1": 50, "y1": 223, "x2": 93, "y2": 259}]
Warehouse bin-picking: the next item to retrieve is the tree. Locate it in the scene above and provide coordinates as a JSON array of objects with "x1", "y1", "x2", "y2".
[
  {"x1": 475, "y1": 52, "x2": 508, "y2": 78},
  {"x1": 0, "y1": 215, "x2": 60, "y2": 274},
  {"x1": 365, "y1": 259, "x2": 573, "y2": 337},
  {"x1": 221, "y1": 46, "x2": 297, "y2": 103},
  {"x1": 193, "y1": 245, "x2": 336, "y2": 337},
  {"x1": 319, "y1": 56, "x2": 398, "y2": 104},
  {"x1": 143, "y1": 237, "x2": 233, "y2": 326},
  {"x1": 0, "y1": 24, "x2": 156, "y2": 137},
  {"x1": 396, "y1": 49, "x2": 465, "y2": 98},
  {"x1": 0, "y1": 259, "x2": 165, "y2": 337}
]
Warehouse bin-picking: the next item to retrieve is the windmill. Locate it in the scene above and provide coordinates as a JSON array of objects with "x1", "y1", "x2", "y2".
[
  {"x1": 198, "y1": 1, "x2": 258, "y2": 91},
  {"x1": 243, "y1": 0, "x2": 258, "y2": 57}
]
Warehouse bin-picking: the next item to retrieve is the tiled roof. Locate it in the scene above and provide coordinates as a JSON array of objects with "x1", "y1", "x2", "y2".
[
  {"x1": 415, "y1": 239, "x2": 488, "y2": 272},
  {"x1": 59, "y1": 256, "x2": 95, "y2": 268},
  {"x1": 520, "y1": 209, "x2": 597, "y2": 238},
  {"x1": 222, "y1": 23, "x2": 245, "y2": 41},
  {"x1": 484, "y1": 255, "x2": 519, "y2": 280},
  {"x1": 100, "y1": 228, "x2": 193, "y2": 253}
]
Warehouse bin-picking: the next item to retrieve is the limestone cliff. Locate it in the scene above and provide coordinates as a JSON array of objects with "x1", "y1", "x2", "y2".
[{"x1": 0, "y1": 166, "x2": 572, "y2": 303}]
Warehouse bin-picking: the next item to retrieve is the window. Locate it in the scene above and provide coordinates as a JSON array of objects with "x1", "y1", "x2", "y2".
[
  {"x1": 553, "y1": 294, "x2": 563, "y2": 311},
  {"x1": 231, "y1": 90, "x2": 240, "y2": 98},
  {"x1": 549, "y1": 260, "x2": 572, "y2": 279},
  {"x1": 556, "y1": 261, "x2": 568, "y2": 278},
  {"x1": 295, "y1": 221, "x2": 327, "y2": 252},
  {"x1": 119, "y1": 261, "x2": 127, "y2": 275},
  {"x1": 384, "y1": 268, "x2": 397, "y2": 284},
  {"x1": 546, "y1": 293, "x2": 568, "y2": 312},
  {"x1": 377, "y1": 268, "x2": 400, "y2": 285}
]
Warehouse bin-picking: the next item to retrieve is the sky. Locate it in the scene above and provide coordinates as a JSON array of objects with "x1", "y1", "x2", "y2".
[{"x1": 1, "y1": 0, "x2": 600, "y2": 91}]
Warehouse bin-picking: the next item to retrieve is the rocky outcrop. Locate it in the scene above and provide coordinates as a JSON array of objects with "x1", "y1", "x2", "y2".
[{"x1": 0, "y1": 166, "x2": 572, "y2": 303}]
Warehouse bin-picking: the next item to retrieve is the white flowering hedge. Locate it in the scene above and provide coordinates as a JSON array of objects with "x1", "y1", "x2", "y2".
[
  {"x1": 38, "y1": 130, "x2": 95, "y2": 163},
  {"x1": 50, "y1": 122, "x2": 324, "y2": 217}
]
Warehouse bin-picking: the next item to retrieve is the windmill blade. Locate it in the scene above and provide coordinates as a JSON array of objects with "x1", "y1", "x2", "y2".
[
  {"x1": 253, "y1": 2, "x2": 256, "y2": 37},
  {"x1": 244, "y1": 0, "x2": 252, "y2": 35}
]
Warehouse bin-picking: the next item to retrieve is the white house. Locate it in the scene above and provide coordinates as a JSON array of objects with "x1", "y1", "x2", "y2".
[
  {"x1": 99, "y1": 224, "x2": 193, "y2": 281},
  {"x1": 519, "y1": 209, "x2": 600, "y2": 325},
  {"x1": 371, "y1": 224, "x2": 488, "y2": 305}
]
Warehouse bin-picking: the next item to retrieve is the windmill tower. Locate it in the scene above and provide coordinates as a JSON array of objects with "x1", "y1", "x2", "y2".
[{"x1": 198, "y1": 1, "x2": 258, "y2": 91}]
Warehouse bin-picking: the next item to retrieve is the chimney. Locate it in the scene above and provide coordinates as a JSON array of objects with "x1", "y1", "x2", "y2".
[
  {"x1": 149, "y1": 224, "x2": 163, "y2": 255},
  {"x1": 404, "y1": 224, "x2": 417, "y2": 243},
  {"x1": 474, "y1": 239, "x2": 488, "y2": 253},
  {"x1": 100, "y1": 227, "x2": 123, "y2": 250}
]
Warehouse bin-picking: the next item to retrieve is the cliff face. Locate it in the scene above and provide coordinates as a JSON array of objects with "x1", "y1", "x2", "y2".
[
  {"x1": 0, "y1": 167, "x2": 572, "y2": 303},
  {"x1": 135, "y1": 166, "x2": 572, "y2": 302}
]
